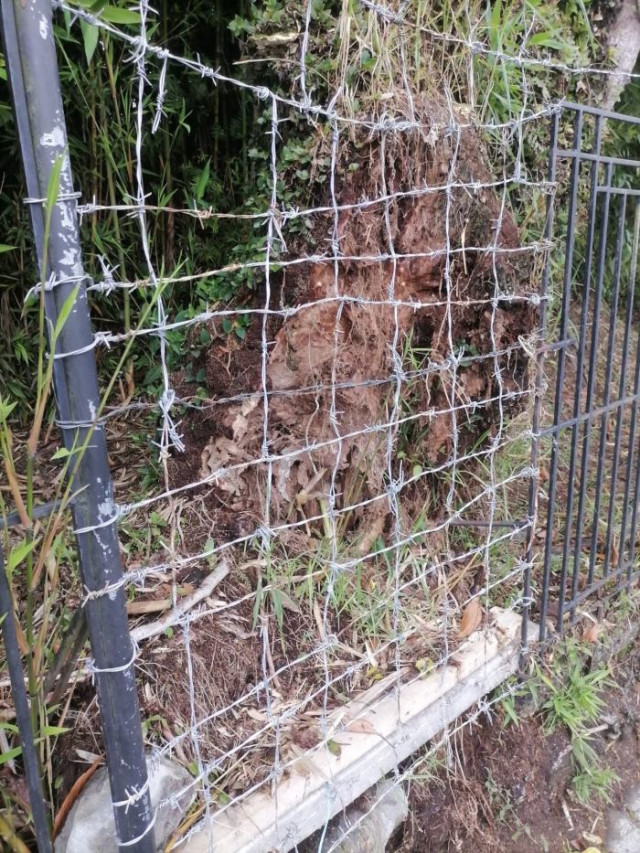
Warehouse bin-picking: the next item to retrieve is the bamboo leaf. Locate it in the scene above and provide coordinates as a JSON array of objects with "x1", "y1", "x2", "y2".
[
  {"x1": 99, "y1": 7, "x2": 142, "y2": 24},
  {"x1": 81, "y1": 20, "x2": 100, "y2": 64},
  {"x1": 0, "y1": 397, "x2": 18, "y2": 421},
  {"x1": 490, "y1": 0, "x2": 502, "y2": 30},
  {"x1": 7, "y1": 539, "x2": 40, "y2": 575},
  {"x1": 194, "y1": 158, "x2": 211, "y2": 203},
  {"x1": 0, "y1": 745, "x2": 22, "y2": 766},
  {"x1": 45, "y1": 154, "x2": 65, "y2": 222},
  {"x1": 52, "y1": 286, "x2": 80, "y2": 343},
  {"x1": 39, "y1": 725, "x2": 70, "y2": 737},
  {"x1": 528, "y1": 32, "x2": 565, "y2": 50},
  {"x1": 51, "y1": 447, "x2": 73, "y2": 460},
  {"x1": 41, "y1": 152, "x2": 66, "y2": 290}
]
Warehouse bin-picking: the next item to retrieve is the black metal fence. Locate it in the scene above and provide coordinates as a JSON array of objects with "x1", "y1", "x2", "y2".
[{"x1": 527, "y1": 102, "x2": 640, "y2": 643}]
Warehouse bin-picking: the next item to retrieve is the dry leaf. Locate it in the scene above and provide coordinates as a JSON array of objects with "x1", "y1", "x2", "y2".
[
  {"x1": 279, "y1": 590, "x2": 302, "y2": 615},
  {"x1": 458, "y1": 598, "x2": 482, "y2": 638},
  {"x1": 53, "y1": 756, "x2": 104, "y2": 838},
  {"x1": 358, "y1": 516, "x2": 386, "y2": 556},
  {"x1": 345, "y1": 718, "x2": 376, "y2": 735},
  {"x1": 611, "y1": 537, "x2": 620, "y2": 568},
  {"x1": 583, "y1": 621, "x2": 600, "y2": 644},
  {"x1": 246, "y1": 708, "x2": 267, "y2": 723},
  {"x1": 75, "y1": 749, "x2": 101, "y2": 764}
]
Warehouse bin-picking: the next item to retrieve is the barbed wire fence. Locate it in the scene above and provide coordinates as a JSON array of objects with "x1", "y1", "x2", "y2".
[{"x1": 3, "y1": 0, "x2": 640, "y2": 850}]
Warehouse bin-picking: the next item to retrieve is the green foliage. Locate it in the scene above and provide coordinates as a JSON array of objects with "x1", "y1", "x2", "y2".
[
  {"x1": 478, "y1": 0, "x2": 595, "y2": 126},
  {"x1": 537, "y1": 642, "x2": 619, "y2": 805},
  {"x1": 538, "y1": 644, "x2": 609, "y2": 734},
  {"x1": 572, "y1": 761, "x2": 619, "y2": 805},
  {"x1": 500, "y1": 642, "x2": 620, "y2": 806}
]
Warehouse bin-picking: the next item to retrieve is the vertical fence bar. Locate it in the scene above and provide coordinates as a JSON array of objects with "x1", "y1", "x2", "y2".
[
  {"x1": 587, "y1": 192, "x2": 626, "y2": 582},
  {"x1": 625, "y1": 414, "x2": 640, "y2": 584},
  {"x1": 0, "y1": 1, "x2": 155, "y2": 850},
  {"x1": 0, "y1": 546, "x2": 52, "y2": 853},
  {"x1": 538, "y1": 108, "x2": 584, "y2": 641},
  {"x1": 605, "y1": 198, "x2": 638, "y2": 583},
  {"x1": 570, "y1": 160, "x2": 613, "y2": 604},
  {"x1": 618, "y1": 202, "x2": 640, "y2": 585},
  {"x1": 622, "y1": 247, "x2": 640, "y2": 584},
  {"x1": 556, "y1": 115, "x2": 604, "y2": 630},
  {"x1": 523, "y1": 108, "x2": 559, "y2": 652}
]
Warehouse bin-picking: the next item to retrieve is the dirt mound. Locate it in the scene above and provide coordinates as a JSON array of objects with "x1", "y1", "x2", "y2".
[{"x1": 172, "y1": 104, "x2": 534, "y2": 545}]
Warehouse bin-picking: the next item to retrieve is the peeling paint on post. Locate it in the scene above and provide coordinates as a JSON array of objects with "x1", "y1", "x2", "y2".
[{"x1": 0, "y1": 1, "x2": 155, "y2": 850}]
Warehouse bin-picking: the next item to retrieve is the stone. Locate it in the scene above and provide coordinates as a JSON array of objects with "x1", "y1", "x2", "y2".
[
  {"x1": 54, "y1": 754, "x2": 193, "y2": 853},
  {"x1": 623, "y1": 783, "x2": 640, "y2": 821},
  {"x1": 605, "y1": 809, "x2": 640, "y2": 853},
  {"x1": 319, "y1": 779, "x2": 408, "y2": 853}
]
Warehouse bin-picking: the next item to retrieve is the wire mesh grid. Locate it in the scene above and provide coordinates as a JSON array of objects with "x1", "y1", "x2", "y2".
[{"x1": 10, "y1": 0, "x2": 640, "y2": 848}]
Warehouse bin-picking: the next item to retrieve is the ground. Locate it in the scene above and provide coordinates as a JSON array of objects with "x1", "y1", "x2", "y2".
[{"x1": 396, "y1": 635, "x2": 640, "y2": 853}]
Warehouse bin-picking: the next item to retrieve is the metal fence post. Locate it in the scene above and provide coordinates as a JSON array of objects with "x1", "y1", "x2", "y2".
[{"x1": 0, "y1": 1, "x2": 155, "y2": 849}]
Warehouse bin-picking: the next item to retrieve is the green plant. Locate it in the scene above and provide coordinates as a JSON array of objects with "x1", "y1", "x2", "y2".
[
  {"x1": 0, "y1": 157, "x2": 80, "y2": 822},
  {"x1": 572, "y1": 762, "x2": 619, "y2": 806},
  {"x1": 485, "y1": 770, "x2": 515, "y2": 823},
  {"x1": 536, "y1": 642, "x2": 619, "y2": 805},
  {"x1": 538, "y1": 647, "x2": 610, "y2": 735}
]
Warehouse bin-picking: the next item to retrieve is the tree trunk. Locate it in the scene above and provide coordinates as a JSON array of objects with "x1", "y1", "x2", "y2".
[{"x1": 602, "y1": 0, "x2": 640, "y2": 110}]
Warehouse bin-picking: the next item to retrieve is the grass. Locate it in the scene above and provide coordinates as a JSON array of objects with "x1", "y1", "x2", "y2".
[
  {"x1": 500, "y1": 639, "x2": 621, "y2": 807},
  {"x1": 538, "y1": 647, "x2": 621, "y2": 805}
]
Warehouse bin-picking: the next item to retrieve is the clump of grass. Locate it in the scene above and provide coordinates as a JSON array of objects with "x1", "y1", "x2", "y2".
[
  {"x1": 572, "y1": 762, "x2": 619, "y2": 806},
  {"x1": 499, "y1": 641, "x2": 620, "y2": 806},
  {"x1": 537, "y1": 642, "x2": 619, "y2": 805},
  {"x1": 538, "y1": 646, "x2": 610, "y2": 735}
]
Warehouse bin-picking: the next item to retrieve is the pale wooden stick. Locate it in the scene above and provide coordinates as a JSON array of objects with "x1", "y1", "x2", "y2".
[{"x1": 131, "y1": 562, "x2": 230, "y2": 644}]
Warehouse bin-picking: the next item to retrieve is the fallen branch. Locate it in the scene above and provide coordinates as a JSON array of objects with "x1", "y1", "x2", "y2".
[
  {"x1": 127, "y1": 597, "x2": 172, "y2": 616},
  {"x1": 130, "y1": 561, "x2": 230, "y2": 644}
]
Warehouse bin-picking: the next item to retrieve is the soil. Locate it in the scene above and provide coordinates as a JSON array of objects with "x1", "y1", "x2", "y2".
[
  {"x1": 168, "y1": 98, "x2": 535, "y2": 549},
  {"x1": 396, "y1": 641, "x2": 640, "y2": 853}
]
